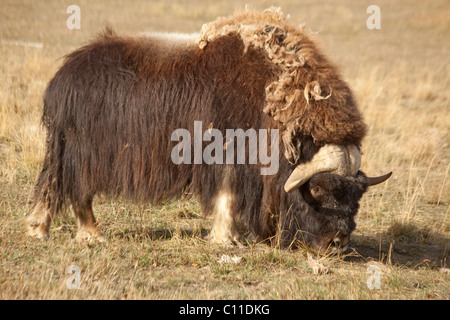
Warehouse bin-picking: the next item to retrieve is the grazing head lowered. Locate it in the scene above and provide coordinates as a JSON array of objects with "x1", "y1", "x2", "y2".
[
  {"x1": 26, "y1": 8, "x2": 391, "y2": 252},
  {"x1": 291, "y1": 171, "x2": 392, "y2": 251}
]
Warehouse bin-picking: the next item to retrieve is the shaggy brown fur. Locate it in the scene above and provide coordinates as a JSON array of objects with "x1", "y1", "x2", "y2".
[{"x1": 28, "y1": 9, "x2": 369, "y2": 249}]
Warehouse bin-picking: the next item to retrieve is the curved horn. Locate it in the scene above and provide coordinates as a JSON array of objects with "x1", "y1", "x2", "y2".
[
  {"x1": 366, "y1": 172, "x2": 392, "y2": 186},
  {"x1": 346, "y1": 144, "x2": 362, "y2": 175},
  {"x1": 284, "y1": 144, "x2": 361, "y2": 193}
]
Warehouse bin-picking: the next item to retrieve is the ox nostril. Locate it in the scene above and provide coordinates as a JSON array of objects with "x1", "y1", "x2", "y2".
[
  {"x1": 329, "y1": 235, "x2": 350, "y2": 252},
  {"x1": 332, "y1": 238, "x2": 341, "y2": 247}
]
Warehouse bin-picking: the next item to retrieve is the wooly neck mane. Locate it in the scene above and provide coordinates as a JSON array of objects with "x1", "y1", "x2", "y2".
[{"x1": 197, "y1": 7, "x2": 367, "y2": 164}]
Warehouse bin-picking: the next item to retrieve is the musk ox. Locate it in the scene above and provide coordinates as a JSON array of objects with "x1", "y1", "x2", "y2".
[{"x1": 26, "y1": 8, "x2": 391, "y2": 252}]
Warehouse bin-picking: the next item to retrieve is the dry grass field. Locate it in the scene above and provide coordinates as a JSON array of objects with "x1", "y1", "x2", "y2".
[{"x1": 0, "y1": 0, "x2": 449, "y2": 300}]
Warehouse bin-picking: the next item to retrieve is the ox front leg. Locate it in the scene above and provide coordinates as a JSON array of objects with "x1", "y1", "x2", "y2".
[
  {"x1": 210, "y1": 192, "x2": 242, "y2": 247},
  {"x1": 26, "y1": 201, "x2": 52, "y2": 240},
  {"x1": 71, "y1": 197, "x2": 105, "y2": 243}
]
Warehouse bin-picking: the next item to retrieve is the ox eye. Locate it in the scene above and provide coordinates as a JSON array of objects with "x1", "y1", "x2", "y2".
[{"x1": 310, "y1": 186, "x2": 324, "y2": 197}]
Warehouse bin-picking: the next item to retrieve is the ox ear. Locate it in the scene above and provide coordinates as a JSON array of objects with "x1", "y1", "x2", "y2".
[{"x1": 284, "y1": 144, "x2": 361, "y2": 193}]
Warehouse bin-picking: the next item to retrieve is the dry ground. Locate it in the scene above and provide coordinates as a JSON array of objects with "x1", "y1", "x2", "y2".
[{"x1": 0, "y1": 0, "x2": 449, "y2": 299}]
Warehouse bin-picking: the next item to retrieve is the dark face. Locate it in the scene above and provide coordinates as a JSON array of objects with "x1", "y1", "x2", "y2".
[
  {"x1": 297, "y1": 171, "x2": 370, "y2": 252},
  {"x1": 279, "y1": 137, "x2": 391, "y2": 252}
]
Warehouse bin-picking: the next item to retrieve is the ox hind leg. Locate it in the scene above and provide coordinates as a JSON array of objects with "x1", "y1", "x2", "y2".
[
  {"x1": 26, "y1": 165, "x2": 57, "y2": 240},
  {"x1": 71, "y1": 196, "x2": 105, "y2": 242},
  {"x1": 27, "y1": 130, "x2": 65, "y2": 240},
  {"x1": 26, "y1": 200, "x2": 52, "y2": 240}
]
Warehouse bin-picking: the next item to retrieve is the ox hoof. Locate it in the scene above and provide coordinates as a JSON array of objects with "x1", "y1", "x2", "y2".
[
  {"x1": 26, "y1": 222, "x2": 50, "y2": 241},
  {"x1": 75, "y1": 228, "x2": 105, "y2": 243},
  {"x1": 209, "y1": 234, "x2": 244, "y2": 248}
]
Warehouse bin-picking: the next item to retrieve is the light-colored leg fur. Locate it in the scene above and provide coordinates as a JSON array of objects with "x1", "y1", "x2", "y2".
[
  {"x1": 26, "y1": 201, "x2": 52, "y2": 240},
  {"x1": 71, "y1": 198, "x2": 105, "y2": 243},
  {"x1": 210, "y1": 191, "x2": 241, "y2": 247}
]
